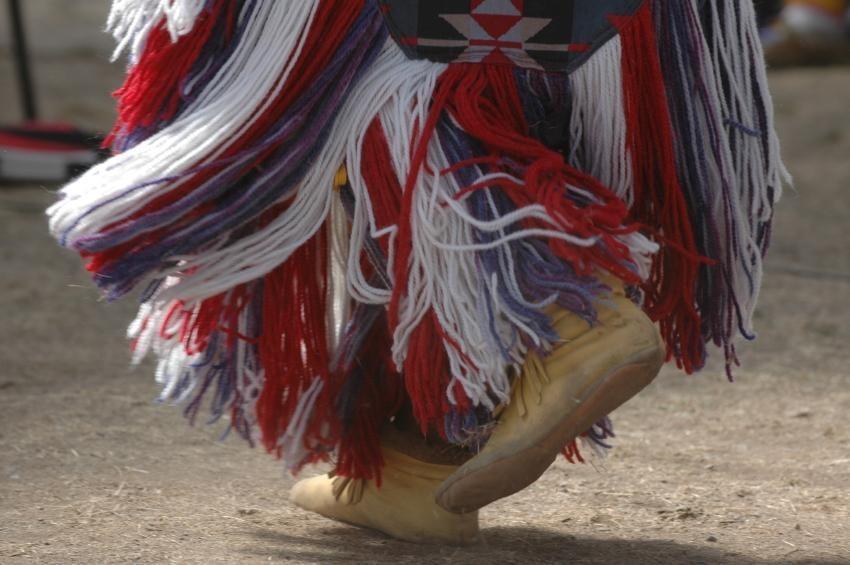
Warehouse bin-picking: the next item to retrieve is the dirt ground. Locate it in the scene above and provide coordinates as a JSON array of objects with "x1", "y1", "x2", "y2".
[{"x1": 1, "y1": 4, "x2": 849, "y2": 564}]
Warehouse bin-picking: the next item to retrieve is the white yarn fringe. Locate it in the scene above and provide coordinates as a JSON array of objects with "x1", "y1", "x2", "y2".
[
  {"x1": 119, "y1": 36, "x2": 657, "y2": 412},
  {"x1": 563, "y1": 37, "x2": 655, "y2": 279},
  {"x1": 108, "y1": 0, "x2": 208, "y2": 63},
  {"x1": 50, "y1": 0, "x2": 321, "y2": 248},
  {"x1": 148, "y1": 41, "x2": 439, "y2": 304},
  {"x1": 703, "y1": 0, "x2": 790, "y2": 337},
  {"x1": 567, "y1": 37, "x2": 634, "y2": 205},
  {"x1": 76, "y1": 2, "x2": 787, "y2": 422},
  {"x1": 567, "y1": 1, "x2": 788, "y2": 345},
  {"x1": 322, "y1": 43, "x2": 654, "y2": 408},
  {"x1": 129, "y1": 279, "x2": 263, "y2": 442},
  {"x1": 345, "y1": 43, "x2": 446, "y2": 306},
  {"x1": 280, "y1": 378, "x2": 324, "y2": 471},
  {"x1": 127, "y1": 280, "x2": 200, "y2": 403}
]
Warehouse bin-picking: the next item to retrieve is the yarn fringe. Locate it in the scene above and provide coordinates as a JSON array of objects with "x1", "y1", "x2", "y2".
[
  {"x1": 656, "y1": 0, "x2": 788, "y2": 377},
  {"x1": 51, "y1": 0, "x2": 786, "y2": 480},
  {"x1": 107, "y1": 0, "x2": 208, "y2": 63}
]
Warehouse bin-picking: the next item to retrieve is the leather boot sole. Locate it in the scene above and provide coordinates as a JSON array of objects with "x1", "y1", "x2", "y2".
[{"x1": 435, "y1": 343, "x2": 663, "y2": 514}]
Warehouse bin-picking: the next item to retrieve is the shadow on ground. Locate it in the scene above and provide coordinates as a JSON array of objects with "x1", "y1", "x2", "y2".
[{"x1": 244, "y1": 525, "x2": 843, "y2": 565}]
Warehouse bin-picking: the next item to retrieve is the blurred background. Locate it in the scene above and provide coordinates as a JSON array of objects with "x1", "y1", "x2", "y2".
[
  {"x1": 1, "y1": 2, "x2": 848, "y2": 564},
  {"x1": 0, "y1": 2, "x2": 115, "y2": 128}
]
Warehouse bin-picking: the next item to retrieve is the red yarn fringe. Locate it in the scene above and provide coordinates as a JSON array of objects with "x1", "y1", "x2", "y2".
[
  {"x1": 612, "y1": 3, "x2": 706, "y2": 372},
  {"x1": 389, "y1": 64, "x2": 642, "y2": 329},
  {"x1": 255, "y1": 227, "x2": 334, "y2": 460},
  {"x1": 361, "y1": 120, "x2": 404, "y2": 257},
  {"x1": 387, "y1": 60, "x2": 647, "y2": 434},
  {"x1": 363, "y1": 115, "x2": 465, "y2": 439},
  {"x1": 106, "y1": 0, "x2": 240, "y2": 148},
  {"x1": 87, "y1": 0, "x2": 367, "y2": 277},
  {"x1": 402, "y1": 313, "x2": 455, "y2": 438},
  {"x1": 333, "y1": 314, "x2": 404, "y2": 486},
  {"x1": 442, "y1": 63, "x2": 642, "y2": 281},
  {"x1": 562, "y1": 439, "x2": 586, "y2": 464}
]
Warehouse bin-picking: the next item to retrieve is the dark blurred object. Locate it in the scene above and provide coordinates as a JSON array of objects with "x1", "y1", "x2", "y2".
[
  {"x1": 8, "y1": 0, "x2": 36, "y2": 119},
  {"x1": 760, "y1": 0, "x2": 850, "y2": 67},
  {"x1": 1, "y1": 0, "x2": 105, "y2": 183},
  {"x1": 757, "y1": 0, "x2": 785, "y2": 26}
]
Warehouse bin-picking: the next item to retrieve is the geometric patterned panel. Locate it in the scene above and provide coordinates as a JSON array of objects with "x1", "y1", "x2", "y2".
[{"x1": 379, "y1": 0, "x2": 644, "y2": 72}]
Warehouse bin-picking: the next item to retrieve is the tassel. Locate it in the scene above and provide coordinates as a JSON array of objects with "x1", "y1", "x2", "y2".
[
  {"x1": 332, "y1": 307, "x2": 405, "y2": 485},
  {"x1": 562, "y1": 417, "x2": 616, "y2": 464},
  {"x1": 562, "y1": 439, "x2": 586, "y2": 465},
  {"x1": 385, "y1": 60, "x2": 657, "y2": 423},
  {"x1": 695, "y1": 0, "x2": 788, "y2": 377},
  {"x1": 107, "y1": 0, "x2": 241, "y2": 151},
  {"x1": 566, "y1": 39, "x2": 633, "y2": 204},
  {"x1": 402, "y1": 313, "x2": 455, "y2": 438},
  {"x1": 613, "y1": 3, "x2": 706, "y2": 373},
  {"x1": 256, "y1": 227, "x2": 334, "y2": 463},
  {"x1": 108, "y1": 0, "x2": 208, "y2": 63},
  {"x1": 57, "y1": 0, "x2": 788, "y2": 482},
  {"x1": 50, "y1": 0, "x2": 386, "y2": 304}
]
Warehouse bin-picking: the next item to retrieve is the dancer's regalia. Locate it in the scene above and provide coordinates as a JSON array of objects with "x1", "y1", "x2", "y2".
[{"x1": 49, "y1": 0, "x2": 786, "y2": 543}]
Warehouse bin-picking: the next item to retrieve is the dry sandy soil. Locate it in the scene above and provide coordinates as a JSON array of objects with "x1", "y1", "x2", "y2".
[{"x1": 1, "y1": 4, "x2": 849, "y2": 564}]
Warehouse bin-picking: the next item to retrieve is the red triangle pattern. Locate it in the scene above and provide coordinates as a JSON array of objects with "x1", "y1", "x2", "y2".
[
  {"x1": 481, "y1": 49, "x2": 515, "y2": 66},
  {"x1": 471, "y1": 0, "x2": 524, "y2": 11},
  {"x1": 472, "y1": 14, "x2": 522, "y2": 38}
]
